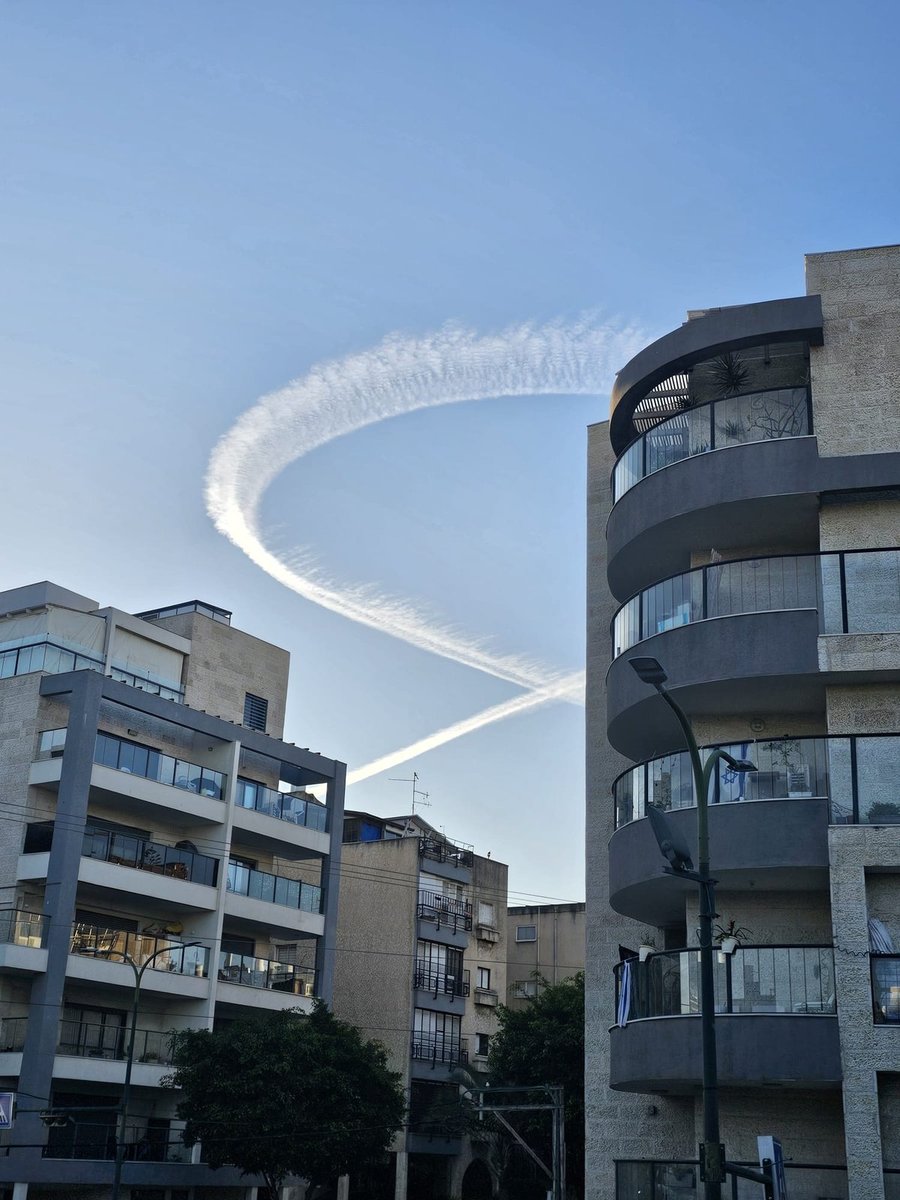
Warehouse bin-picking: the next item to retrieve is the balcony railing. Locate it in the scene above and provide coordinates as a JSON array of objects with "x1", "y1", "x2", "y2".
[
  {"x1": 80, "y1": 826, "x2": 218, "y2": 887},
  {"x1": 612, "y1": 547, "x2": 900, "y2": 658},
  {"x1": 614, "y1": 732, "x2": 900, "y2": 829},
  {"x1": 417, "y1": 891, "x2": 473, "y2": 932},
  {"x1": 614, "y1": 945, "x2": 836, "y2": 1024},
  {"x1": 108, "y1": 664, "x2": 184, "y2": 701},
  {"x1": 611, "y1": 386, "x2": 811, "y2": 503},
  {"x1": 411, "y1": 1037, "x2": 468, "y2": 1067},
  {"x1": 236, "y1": 777, "x2": 328, "y2": 832},
  {"x1": 0, "y1": 1017, "x2": 27, "y2": 1052},
  {"x1": 94, "y1": 730, "x2": 225, "y2": 799},
  {"x1": 413, "y1": 963, "x2": 471, "y2": 997},
  {"x1": 419, "y1": 834, "x2": 474, "y2": 870},
  {"x1": 218, "y1": 950, "x2": 316, "y2": 995},
  {"x1": 226, "y1": 862, "x2": 322, "y2": 914},
  {"x1": 615, "y1": 1160, "x2": 855, "y2": 1200},
  {"x1": 57, "y1": 1020, "x2": 174, "y2": 1065},
  {"x1": 44, "y1": 1122, "x2": 190, "y2": 1162},
  {"x1": 70, "y1": 923, "x2": 209, "y2": 978},
  {"x1": 0, "y1": 640, "x2": 103, "y2": 681},
  {"x1": 0, "y1": 908, "x2": 45, "y2": 949}
]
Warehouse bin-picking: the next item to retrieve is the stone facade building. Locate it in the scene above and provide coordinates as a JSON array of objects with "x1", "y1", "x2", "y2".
[
  {"x1": 332, "y1": 811, "x2": 507, "y2": 1200},
  {"x1": 586, "y1": 246, "x2": 900, "y2": 1199},
  {"x1": 506, "y1": 902, "x2": 584, "y2": 1008},
  {"x1": 0, "y1": 581, "x2": 345, "y2": 1200}
]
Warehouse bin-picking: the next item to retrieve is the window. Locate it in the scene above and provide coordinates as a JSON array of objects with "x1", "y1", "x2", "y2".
[
  {"x1": 476, "y1": 1033, "x2": 490, "y2": 1057},
  {"x1": 516, "y1": 924, "x2": 537, "y2": 942},
  {"x1": 513, "y1": 980, "x2": 538, "y2": 999},
  {"x1": 477, "y1": 902, "x2": 495, "y2": 927},
  {"x1": 243, "y1": 692, "x2": 268, "y2": 732},
  {"x1": 477, "y1": 967, "x2": 491, "y2": 990}
]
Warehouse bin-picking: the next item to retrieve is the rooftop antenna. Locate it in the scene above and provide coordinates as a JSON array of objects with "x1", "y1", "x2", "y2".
[{"x1": 389, "y1": 770, "x2": 432, "y2": 816}]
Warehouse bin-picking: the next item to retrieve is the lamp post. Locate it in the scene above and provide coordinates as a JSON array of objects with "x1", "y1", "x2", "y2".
[
  {"x1": 80, "y1": 939, "x2": 202, "y2": 1200},
  {"x1": 628, "y1": 656, "x2": 756, "y2": 1200}
]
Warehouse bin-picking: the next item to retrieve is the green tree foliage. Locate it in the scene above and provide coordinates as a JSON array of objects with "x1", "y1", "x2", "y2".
[
  {"x1": 166, "y1": 1004, "x2": 405, "y2": 1196},
  {"x1": 487, "y1": 973, "x2": 584, "y2": 1199}
]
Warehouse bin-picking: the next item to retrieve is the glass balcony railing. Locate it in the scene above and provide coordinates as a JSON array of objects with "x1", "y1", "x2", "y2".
[
  {"x1": 93, "y1": 730, "x2": 225, "y2": 799},
  {"x1": 613, "y1": 732, "x2": 900, "y2": 829},
  {"x1": 417, "y1": 891, "x2": 473, "y2": 931},
  {"x1": 108, "y1": 664, "x2": 184, "y2": 702},
  {"x1": 80, "y1": 826, "x2": 218, "y2": 887},
  {"x1": 614, "y1": 945, "x2": 836, "y2": 1023},
  {"x1": 236, "y1": 777, "x2": 328, "y2": 832},
  {"x1": 44, "y1": 1121, "x2": 190, "y2": 1162},
  {"x1": 217, "y1": 950, "x2": 316, "y2": 995},
  {"x1": 611, "y1": 386, "x2": 811, "y2": 503},
  {"x1": 615, "y1": 1161, "x2": 852, "y2": 1200},
  {"x1": 0, "y1": 1017, "x2": 27, "y2": 1052},
  {"x1": 70, "y1": 922, "x2": 209, "y2": 978},
  {"x1": 0, "y1": 908, "x2": 45, "y2": 949},
  {"x1": 612, "y1": 547, "x2": 900, "y2": 658},
  {"x1": 226, "y1": 861, "x2": 322, "y2": 914},
  {"x1": 57, "y1": 1020, "x2": 174, "y2": 1065},
  {"x1": 0, "y1": 641, "x2": 103, "y2": 680}
]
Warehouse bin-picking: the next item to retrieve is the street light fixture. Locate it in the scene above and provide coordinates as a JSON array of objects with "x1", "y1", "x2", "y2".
[
  {"x1": 78, "y1": 940, "x2": 202, "y2": 1200},
  {"x1": 628, "y1": 656, "x2": 756, "y2": 1200}
]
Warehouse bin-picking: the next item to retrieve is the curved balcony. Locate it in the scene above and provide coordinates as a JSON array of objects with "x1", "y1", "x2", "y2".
[
  {"x1": 612, "y1": 387, "x2": 811, "y2": 504},
  {"x1": 610, "y1": 733, "x2": 900, "y2": 922},
  {"x1": 610, "y1": 945, "x2": 840, "y2": 1093}
]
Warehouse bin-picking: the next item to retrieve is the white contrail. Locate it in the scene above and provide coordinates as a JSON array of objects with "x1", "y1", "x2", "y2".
[
  {"x1": 346, "y1": 671, "x2": 585, "y2": 786},
  {"x1": 205, "y1": 316, "x2": 643, "y2": 777}
]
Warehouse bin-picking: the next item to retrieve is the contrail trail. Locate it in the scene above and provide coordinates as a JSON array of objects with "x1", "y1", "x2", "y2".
[{"x1": 205, "y1": 316, "x2": 643, "y2": 778}]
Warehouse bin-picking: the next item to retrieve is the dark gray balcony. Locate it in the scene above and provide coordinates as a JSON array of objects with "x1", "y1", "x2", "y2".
[{"x1": 610, "y1": 945, "x2": 840, "y2": 1093}]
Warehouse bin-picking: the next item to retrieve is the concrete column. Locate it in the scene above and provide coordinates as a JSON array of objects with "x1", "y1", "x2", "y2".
[
  {"x1": 11, "y1": 671, "x2": 104, "y2": 1174},
  {"x1": 12, "y1": 1182, "x2": 28, "y2": 1200},
  {"x1": 318, "y1": 760, "x2": 346, "y2": 1005},
  {"x1": 336, "y1": 1173, "x2": 350, "y2": 1200},
  {"x1": 394, "y1": 1149, "x2": 408, "y2": 1200}
]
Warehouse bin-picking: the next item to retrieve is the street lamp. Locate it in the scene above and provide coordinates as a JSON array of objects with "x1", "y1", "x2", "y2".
[
  {"x1": 79, "y1": 940, "x2": 202, "y2": 1200},
  {"x1": 628, "y1": 656, "x2": 756, "y2": 1200}
]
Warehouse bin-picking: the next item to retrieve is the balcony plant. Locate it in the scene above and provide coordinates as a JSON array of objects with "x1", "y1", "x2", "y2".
[
  {"x1": 714, "y1": 920, "x2": 752, "y2": 955},
  {"x1": 638, "y1": 932, "x2": 656, "y2": 962}
]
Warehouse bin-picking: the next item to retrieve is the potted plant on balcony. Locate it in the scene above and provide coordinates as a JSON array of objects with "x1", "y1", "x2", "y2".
[
  {"x1": 714, "y1": 920, "x2": 752, "y2": 956},
  {"x1": 638, "y1": 932, "x2": 657, "y2": 962}
]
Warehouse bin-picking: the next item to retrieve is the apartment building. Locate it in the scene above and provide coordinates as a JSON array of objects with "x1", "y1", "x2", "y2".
[
  {"x1": 507, "y1": 902, "x2": 584, "y2": 1008},
  {"x1": 332, "y1": 812, "x2": 507, "y2": 1200},
  {"x1": 0, "y1": 581, "x2": 345, "y2": 1200},
  {"x1": 586, "y1": 246, "x2": 900, "y2": 1200}
]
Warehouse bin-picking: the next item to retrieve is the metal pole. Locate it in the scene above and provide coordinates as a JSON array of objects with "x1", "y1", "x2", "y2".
[{"x1": 655, "y1": 687, "x2": 723, "y2": 1199}]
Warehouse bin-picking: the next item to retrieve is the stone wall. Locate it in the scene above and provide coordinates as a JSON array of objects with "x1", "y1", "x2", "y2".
[{"x1": 806, "y1": 245, "x2": 900, "y2": 459}]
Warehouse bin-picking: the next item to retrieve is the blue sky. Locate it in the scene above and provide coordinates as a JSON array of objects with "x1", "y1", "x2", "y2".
[{"x1": 1, "y1": 1, "x2": 898, "y2": 901}]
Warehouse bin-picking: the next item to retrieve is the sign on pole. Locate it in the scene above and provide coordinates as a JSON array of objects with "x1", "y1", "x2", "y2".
[
  {"x1": 0, "y1": 1093, "x2": 15, "y2": 1129},
  {"x1": 758, "y1": 1135, "x2": 788, "y2": 1200}
]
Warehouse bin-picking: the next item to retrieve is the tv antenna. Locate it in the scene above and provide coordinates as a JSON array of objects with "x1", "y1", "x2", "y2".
[{"x1": 389, "y1": 771, "x2": 432, "y2": 815}]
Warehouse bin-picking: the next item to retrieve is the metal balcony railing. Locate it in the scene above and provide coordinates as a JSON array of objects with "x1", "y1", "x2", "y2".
[
  {"x1": 413, "y1": 963, "x2": 470, "y2": 997},
  {"x1": 80, "y1": 826, "x2": 218, "y2": 886},
  {"x1": 416, "y1": 891, "x2": 473, "y2": 932},
  {"x1": 612, "y1": 546, "x2": 900, "y2": 659},
  {"x1": 226, "y1": 861, "x2": 322, "y2": 914},
  {"x1": 613, "y1": 732, "x2": 900, "y2": 829},
  {"x1": 614, "y1": 945, "x2": 836, "y2": 1024},
  {"x1": 411, "y1": 1037, "x2": 468, "y2": 1067},
  {"x1": 43, "y1": 1121, "x2": 191, "y2": 1162},
  {"x1": 0, "y1": 1017, "x2": 27, "y2": 1052},
  {"x1": 57, "y1": 1021, "x2": 174, "y2": 1065},
  {"x1": 418, "y1": 834, "x2": 474, "y2": 870},
  {"x1": 70, "y1": 922, "x2": 209, "y2": 978}
]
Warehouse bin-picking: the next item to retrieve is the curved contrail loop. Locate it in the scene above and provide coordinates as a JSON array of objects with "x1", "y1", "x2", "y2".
[{"x1": 205, "y1": 317, "x2": 644, "y2": 778}]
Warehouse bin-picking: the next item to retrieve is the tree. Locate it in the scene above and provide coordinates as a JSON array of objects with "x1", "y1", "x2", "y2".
[
  {"x1": 166, "y1": 1004, "x2": 405, "y2": 1196},
  {"x1": 488, "y1": 973, "x2": 584, "y2": 1199}
]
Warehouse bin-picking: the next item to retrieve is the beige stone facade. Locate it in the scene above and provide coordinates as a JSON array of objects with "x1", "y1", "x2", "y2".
[{"x1": 587, "y1": 246, "x2": 900, "y2": 1199}]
